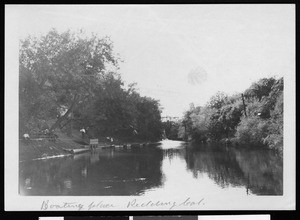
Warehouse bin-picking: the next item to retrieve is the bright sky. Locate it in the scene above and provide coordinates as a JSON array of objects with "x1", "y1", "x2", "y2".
[{"x1": 8, "y1": 4, "x2": 295, "y2": 117}]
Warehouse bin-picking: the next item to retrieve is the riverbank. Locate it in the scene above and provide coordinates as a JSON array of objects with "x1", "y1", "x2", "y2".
[
  {"x1": 184, "y1": 137, "x2": 283, "y2": 157},
  {"x1": 19, "y1": 131, "x2": 161, "y2": 162},
  {"x1": 19, "y1": 139, "x2": 72, "y2": 162}
]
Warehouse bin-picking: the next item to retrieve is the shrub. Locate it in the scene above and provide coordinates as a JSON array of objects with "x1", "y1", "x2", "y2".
[
  {"x1": 235, "y1": 116, "x2": 269, "y2": 147},
  {"x1": 263, "y1": 119, "x2": 283, "y2": 152},
  {"x1": 263, "y1": 92, "x2": 283, "y2": 152}
]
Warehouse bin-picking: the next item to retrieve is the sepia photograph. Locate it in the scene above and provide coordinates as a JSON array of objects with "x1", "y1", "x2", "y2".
[{"x1": 5, "y1": 4, "x2": 295, "y2": 210}]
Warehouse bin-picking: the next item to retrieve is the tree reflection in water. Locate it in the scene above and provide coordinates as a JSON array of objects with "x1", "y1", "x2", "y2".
[
  {"x1": 20, "y1": 144, "x2": 164, "y2": 196},
  {"x1": 185, "y1": 143, "x2": 283, "y2": 195},
  {"x1": 19, "y1": 141, "x2": 282, "y2": 196}
]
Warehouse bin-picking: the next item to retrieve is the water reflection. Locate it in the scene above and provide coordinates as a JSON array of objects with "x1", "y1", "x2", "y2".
[
  {"x1": 185, "y1": 143, "x2": 283, "y2": 195},
  {"x1": 19, "y1": 141, "x2": 282, "y2": 196},
  {"x1": 20, "y1": 144, "x2": 164, "y2": 195}
]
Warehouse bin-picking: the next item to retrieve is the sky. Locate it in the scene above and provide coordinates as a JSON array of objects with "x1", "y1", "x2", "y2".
[{"x1": 8, "y1": 4, "x2": 295, "y2": 117}]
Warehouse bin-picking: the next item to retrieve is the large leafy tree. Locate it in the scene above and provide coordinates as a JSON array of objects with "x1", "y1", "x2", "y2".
[
  {"x1": 244, "y1": 77, "x2": 277, "y2": 101},
  {"x1": 207, "y1": 91, "x2": 228, "y2": 110},
  {"x1": 178, "y1": 77, "x2": 283, "y2": 149},
  {"x1": 19, "y1": 29, "x2": 119, "y2": 132},
  {"x1": 136, "y1": 97, "x2": 163, "y2": 141},
  {"x1": 87, "y1": 74, "x2": 138, "y2": 137}
]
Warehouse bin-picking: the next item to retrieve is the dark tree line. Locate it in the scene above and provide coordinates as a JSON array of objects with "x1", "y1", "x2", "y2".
[
  {"x1": 19, "y1": 29, "x2": 163, "y2": 142},
  {"x1": 177, "y1": 77, "x2": 283, "y2": 151},
  {"x1": 162, "y1": 120, "x2": 181, "y2": 140}
]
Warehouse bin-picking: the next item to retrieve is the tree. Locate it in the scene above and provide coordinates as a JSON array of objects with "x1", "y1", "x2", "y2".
[
  {"x1": 235, "y1": 116, "x2": 270, "y2": 146},
  {"x1": 189, "y1": 106, "x2": 213, "y2": 142},
  {"x1": 19, "y1": 29, "x2": 120, "y2": 132},
  {"x1": 178, "y1": 105, "x2": 197, "y2": 141},
  {"x1": 236, "y1": 77, "x2": 283, "y2": 148},
  {"x1": 162, "y1": 120, "x2": 181, "y2": 140},
  {"x1": 263, "y1": 90, "x2": 283, "y2": 151},
  {"x1": 88, "y1": 74, "x2": 139, "y2": 138},
  {"x1": 207, "y1": 91, "x2": 228, "y2": 109},
  {"x1": 244, "y1": 77, "x2": 277, "y2": 101},
  {"x1": 136, "y1": 97, "x2": 163, "y2": 141},
  {"x1": 179, "y1": 76, "x2": 283, "y2": 149},
  {"x1": 217, "y1": 102, "x2": 243, "y2": 138}
]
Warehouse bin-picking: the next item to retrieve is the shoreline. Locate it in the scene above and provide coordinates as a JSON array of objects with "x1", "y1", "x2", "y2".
[{"x1": 19, "y1": 138, "x2": 162, "y2": 162}]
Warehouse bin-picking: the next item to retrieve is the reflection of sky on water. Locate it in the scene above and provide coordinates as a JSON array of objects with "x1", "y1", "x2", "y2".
[
  {"x1": 19, "y1": 140, "x2": 282, "y2": 196},
  {"x1": 142, "y1": 149, "x2": 252, "y2": 198},
  {"x1": 157, "y1": 139, "x2": 185, "y2": 150}
]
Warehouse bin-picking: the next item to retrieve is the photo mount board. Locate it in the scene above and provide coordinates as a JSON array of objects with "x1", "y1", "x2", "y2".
[{"x1": 4, "y1": 4, "x2": 296, "y2": 211}]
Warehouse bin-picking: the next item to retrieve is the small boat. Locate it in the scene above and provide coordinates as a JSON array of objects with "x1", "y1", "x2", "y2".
[
  {"x1": 71, "y1": 148, "x2": 90, "y2": 154},
  {"x1": 63, "y1": 148, "x2": 90, "y2": 154}
]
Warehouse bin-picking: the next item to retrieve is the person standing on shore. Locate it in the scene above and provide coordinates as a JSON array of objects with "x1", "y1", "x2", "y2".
[
  {"x1": 23, "y1": 133, "x2": 30, "y2": 140},
  {"x1": 80, "y1": 128, "x2": 86, "y2": 139}
]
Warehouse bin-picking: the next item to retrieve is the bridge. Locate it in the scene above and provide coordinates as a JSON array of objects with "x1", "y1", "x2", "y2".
[{"x1": 161, "y1": 116, "x2": 180, "y2": 122}]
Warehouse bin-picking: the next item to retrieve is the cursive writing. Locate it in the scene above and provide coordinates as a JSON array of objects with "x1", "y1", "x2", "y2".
[
  {"x1": 87, "y1": 201, "x2": 115, "y2": 210},
  {"x1": 40, "y1": 197, "x2": 204, "y2": 211},
  {"x1": 126, "y1": 197, "x2": 205, "y2": 210},
  {"x1": 41, "y1": 200, "x2": 84, "y2": 211}
]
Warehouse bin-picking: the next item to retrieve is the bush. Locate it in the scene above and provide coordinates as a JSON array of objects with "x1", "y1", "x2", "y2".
[
  {"x1": 263, "y1": 92, "x2": 283, "y2": 152},
  {"x1": 263, "y1": 118, "x2": 283, "y2": 152},
  {"x1": 263, "y1": 133, "x2": 283, "y2": 152},
  {"x1": 235, "y1": 116, "x2": 269, "y2": 146}
]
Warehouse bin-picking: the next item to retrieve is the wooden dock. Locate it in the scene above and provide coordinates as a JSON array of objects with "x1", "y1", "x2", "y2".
[
  {"x1": 63, "y1": 141, "x2": 158, "y2": 155},
  {"x1": 63, "y1": 148, "x2": 90, "y2": 154}
]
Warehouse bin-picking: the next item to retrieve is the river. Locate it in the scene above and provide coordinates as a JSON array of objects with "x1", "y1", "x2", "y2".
[{"x1": 19, "y1": 140, "x2": 283, "y2": 196}]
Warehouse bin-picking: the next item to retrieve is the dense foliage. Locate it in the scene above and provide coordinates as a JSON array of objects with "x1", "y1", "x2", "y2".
[
  {"x1": 162, "y1": 120, "x2": 181, "y2": 140},
  {"x1": 19, "y1": 29, "x2": 162, "y2": 141},
  {"x1": 179, "y1": 77, "x2": 283, "y2": 151}
]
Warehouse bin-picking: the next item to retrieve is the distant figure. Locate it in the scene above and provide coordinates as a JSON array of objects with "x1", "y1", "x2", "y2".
[
  {"x1": 23, "y1": 133, "x2": 30, "y2": 140},
  {"x1": 44, "y1": 129, "x2": 49, "y2": 135},
  {"x1": 225, "y1": 138, "x2": 230, "y2": 146},
  {"x1": 130, "y1": 125, "x2": 138, "y2": 135},
  {"x1": 106, "y1": 136, "x2": 114, "y2": 143},
  {"x1": 80, "y1": 128, "x2": 86, "y2": 139}
]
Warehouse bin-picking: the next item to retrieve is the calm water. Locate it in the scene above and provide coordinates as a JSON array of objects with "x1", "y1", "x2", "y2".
[{"x1": 19, "y1": 140, "x2": 283, "y2": 196}]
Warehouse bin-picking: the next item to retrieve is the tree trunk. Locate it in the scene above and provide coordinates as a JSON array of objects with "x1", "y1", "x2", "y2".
[
  {"x1": 241, "y1": 93, "x2": 247, "y2": 117},
  {"x1": 50, "y1": 96, "x2": 78, "y2": 131},
  {"x1": 60, "y1": 118, "x2": 73, "y2": 129}
]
